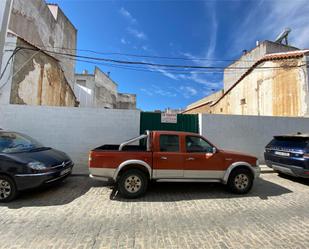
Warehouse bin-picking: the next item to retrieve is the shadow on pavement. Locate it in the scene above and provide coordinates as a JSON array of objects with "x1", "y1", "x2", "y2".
[
  {"x1": 0, "y1": 176, "x2": 110, "y2": 209},
  {"x1": 0, "y1": 175, "x2": 294, "y2": 207},
  {"x1": 110, "y1": 177, "x2": 293, "y2": 202},
  {"x1": 277, "y1": 173, "x2": 309, "y2": 186}
]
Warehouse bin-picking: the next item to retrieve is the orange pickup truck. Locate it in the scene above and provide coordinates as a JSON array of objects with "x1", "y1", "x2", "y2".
[{"x1": 89, "y1": 131, "x2": 260, "y2": 198}]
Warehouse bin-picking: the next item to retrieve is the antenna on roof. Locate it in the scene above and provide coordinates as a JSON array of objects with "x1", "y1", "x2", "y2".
[{"x1": 275, "y1": 28, "x2": 291, "y2": 45}]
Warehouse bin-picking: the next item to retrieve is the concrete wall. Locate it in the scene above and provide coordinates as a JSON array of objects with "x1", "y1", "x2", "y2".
[
  {"x1": 0, "y1": 0, "x2": 12, "y2": 74},
  {"x1": 0, "y1": 105, "x2": 141, "y2": 174},
  {"x1": 8, "y1": 0, "x2": 77, "y2": 87},
  {"x1": 212, "y1": 58, "x2": 309, "y2": 117},
  {"x1": 116, "y1": 93, "x2": 136, "y2": 109},
  {"x1": 75, "y1": 67, "x2": 136, "y2": 109},
  {"x1": 200, "y1": 114, "x2": 309, "y2": 162},
  {"x1": 224, "y1": 41, "x2": 299, "y2": 92},
  {"x1": 0, "y1": 33, "x2": 16, "y2": 105}
]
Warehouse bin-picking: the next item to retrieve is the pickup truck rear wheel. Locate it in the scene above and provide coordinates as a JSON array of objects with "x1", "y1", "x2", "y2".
[
  {"x1": 227, "y1": 168, "x2": 253, "y2": 194},
  {"x1": 118, "y1": 169, "x2": 148, "y2": 198}
]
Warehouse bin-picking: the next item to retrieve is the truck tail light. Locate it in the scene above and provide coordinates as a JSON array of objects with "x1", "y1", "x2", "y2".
[{"x1": 88, "y1": 152, "x2": 94, "y2": 168}]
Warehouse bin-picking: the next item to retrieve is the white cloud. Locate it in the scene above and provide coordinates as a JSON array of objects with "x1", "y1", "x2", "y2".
[
  {"x1": 141, "y1": 85, "x2": 177, "y2": 98},
  {"x1": 205, "y1": 3, "x2": 218, "y2": 61},
  {"x1": 140, "y1": 88, "x2": 153, "y2": 96},
  {"x1": 119, "y1": 7, "x2": 137, "y2": 24},
  {"x1": 230, "y1": 0, "x2": 309, "y2": 55},
  {"x1": 148, "y1": 66, "x2": 179, "y2": 80},
  {"x1": 120, "y1": 38, "x2": 127, "y2": 44},
  {"x1": 180, "y1": 86, "x2": 198, "y2": 99},
  {"x1": 127, "y1": 27, "x2": 147, "y2": 40}
]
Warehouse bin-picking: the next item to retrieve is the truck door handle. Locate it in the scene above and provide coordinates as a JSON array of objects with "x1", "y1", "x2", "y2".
[
  {"x1": 186, "y1": 157, "x2": 195, "y2": 161},
  {"x1": 160, "y1": 156, "x2": 167, "y2": 160}
]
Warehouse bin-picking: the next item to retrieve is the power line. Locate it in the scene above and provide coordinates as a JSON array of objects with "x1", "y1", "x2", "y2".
[
  {"x1": 11, "y1": 46, "x2": 307, "y2": 71},
  {"x1": 2, "y1": 42, "x2": 275, "y2": 63},
  {"x1": 0, "y1": 47, "x2": 22, "y2": 81},
  {"x1": 0, "y1": 49, "x2": 42, "y2": 90}
]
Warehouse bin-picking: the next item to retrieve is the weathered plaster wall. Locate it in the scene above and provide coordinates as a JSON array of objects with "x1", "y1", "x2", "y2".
[
  {"x1": 8, "y1": 0, "x2": 77, "y2": 87},
  {"x1": 224, "y1": 41, "x2": 299, "y2": 92},
  {"x1": 183, "y1": 90, "x2": 223, "y2": 114},
  {"x1": 211, "y1": 58, "x2": 309, "y2": 117},
  {"x1": 10, "y1": 38, "x2": 77, "y2": 107}
]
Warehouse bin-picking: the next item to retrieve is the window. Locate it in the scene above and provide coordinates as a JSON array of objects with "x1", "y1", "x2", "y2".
[
  {"x1": 186, "y1": 136, "x2": 213, "y2": 153},
  {"x1": 240, "y1": 98, "x2": 246, "y2": 105},
  {"x1": 160, "y1": 135, "x2": 179, "y2": 152}
]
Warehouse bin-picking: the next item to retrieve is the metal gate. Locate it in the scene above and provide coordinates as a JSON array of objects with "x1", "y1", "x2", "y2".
[{"x1": 140, "y1": 112, "x2": 199, "y2": 134}]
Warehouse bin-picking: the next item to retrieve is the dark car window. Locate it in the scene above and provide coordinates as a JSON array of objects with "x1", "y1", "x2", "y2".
[
  {"x1": 267, "y1": 137, "x2": 309, "y2": 150},
  {"x1": 0, "y1": 132, "x2": 43, "y2": 153},
  {"x1": 160, "y1": 135, "x2": 179, "y2": 152},
  {"x1": 186, "y1": 136, "x2": 213, "y2": 153}
]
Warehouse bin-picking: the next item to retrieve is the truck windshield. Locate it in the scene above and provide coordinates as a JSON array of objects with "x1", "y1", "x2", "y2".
[{"x1": 0, "y1": 132, "x2": 44, "y2": 153}]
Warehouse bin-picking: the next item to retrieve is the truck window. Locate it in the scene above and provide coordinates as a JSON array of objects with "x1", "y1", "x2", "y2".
[
  {"x1": 160, "y1": 135, "x2": 179, "y2": 152},
  {"x1": 186, "y1": 136, "x2": 213, "y2": 153}
]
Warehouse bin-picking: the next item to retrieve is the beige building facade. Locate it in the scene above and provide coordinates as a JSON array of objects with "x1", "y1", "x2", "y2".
[{"x1": 184, "y1": 42, "x2": 309, "y2": 117}]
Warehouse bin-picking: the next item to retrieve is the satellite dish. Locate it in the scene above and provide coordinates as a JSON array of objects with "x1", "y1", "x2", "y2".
[{"x1": 275, "y1": 28, "x2": 291, "y2": 45}]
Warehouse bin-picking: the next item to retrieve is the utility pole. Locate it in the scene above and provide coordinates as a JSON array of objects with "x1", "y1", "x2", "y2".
[{"x1": 0, "y1": 0, "x2": 12, "y2": 74}]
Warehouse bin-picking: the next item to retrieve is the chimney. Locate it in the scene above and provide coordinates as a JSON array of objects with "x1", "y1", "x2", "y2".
[
  {"x1": 82, "y1": 70, "x2": 88, "y2": 75},
  {"x1": 256, "y1": 40, "x2": 260, "y2": 46},
  {"x1": 107, "y1": 72, "x2": 111, "y2": 78}
]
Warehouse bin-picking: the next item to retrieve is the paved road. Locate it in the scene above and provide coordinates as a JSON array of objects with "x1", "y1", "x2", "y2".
[{"x1": 0, "y1": 173, "x2": 309, "y2": 249}]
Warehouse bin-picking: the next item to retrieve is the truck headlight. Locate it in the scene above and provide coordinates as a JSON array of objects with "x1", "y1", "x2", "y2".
[{"x1": 27, "y1": 161, "x2": 46, "y2": 171}]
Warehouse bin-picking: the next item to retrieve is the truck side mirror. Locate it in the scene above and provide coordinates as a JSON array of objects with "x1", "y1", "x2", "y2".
[{"x1": 212, "y1": 147, "x2": 217, "y2": 154}]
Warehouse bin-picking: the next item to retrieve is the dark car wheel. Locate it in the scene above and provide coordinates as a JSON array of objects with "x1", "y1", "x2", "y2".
[
  {"x1": 227, "y1": 168, "x2": 253, "y2": 194},
  {"x1": 118, "y1": 169, "x2": 148, "y2": 199},
  {"x1": 0, "y1": 175, "x2": 17, "y2": 202}
]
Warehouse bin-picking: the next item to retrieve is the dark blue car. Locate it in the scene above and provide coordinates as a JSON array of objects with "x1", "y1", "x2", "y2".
[
  {"x1": 264, "y1": 133, "x2": 309, "y2": 178},
  {"x1": 0, "y1": 130, "x2": 73, "y2": 202}
]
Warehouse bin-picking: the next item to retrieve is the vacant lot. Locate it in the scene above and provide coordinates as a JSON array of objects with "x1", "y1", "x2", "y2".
[{"x1": 0, "y1": 173, "x2": 309, "y2": 249}]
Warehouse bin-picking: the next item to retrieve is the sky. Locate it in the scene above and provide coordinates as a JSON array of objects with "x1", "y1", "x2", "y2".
[{"x1": 51, "y1": 0, "x2": 309, "y2": 111}]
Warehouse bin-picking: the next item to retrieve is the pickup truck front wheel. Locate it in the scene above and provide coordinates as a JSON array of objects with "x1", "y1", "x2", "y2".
[
  {"x1": 118, "y1": 169, "x2": 148, "y2": 198},
  {"x1": 227, "y1": 168, "x2": 253, "y2": 194}
]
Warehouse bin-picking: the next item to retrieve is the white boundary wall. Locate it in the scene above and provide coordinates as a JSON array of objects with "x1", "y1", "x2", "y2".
[
  {"x1": 0, "y1": 105, "x2": 140, "y2": 173},
  {"x1": 200, "y1": 114, "x2": 309, "y2": 162}
]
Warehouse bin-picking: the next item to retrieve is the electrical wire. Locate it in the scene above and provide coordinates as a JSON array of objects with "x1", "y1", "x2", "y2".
[
  {"x1": 0, "y1": 49, "x2": 42, "y2": 90},
  {"x1": 3, "y1": 42, "x2": 256, "y2": 62},
  {"x1": 11, "y1": 46, "x2": 308, "y2": 71},
  {"x1": 0, "y1": 47, "x2": 23, "y2": 81}
]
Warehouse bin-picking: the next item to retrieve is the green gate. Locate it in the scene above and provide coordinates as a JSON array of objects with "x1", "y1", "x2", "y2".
[{"x1": 140, "y1": 112, "x2": 199, "y2": 134}]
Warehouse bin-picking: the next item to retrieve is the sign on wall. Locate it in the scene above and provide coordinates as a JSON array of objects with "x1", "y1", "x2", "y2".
[{"x1": 161, "y1": 113, "x2": 177, "y2": 123}]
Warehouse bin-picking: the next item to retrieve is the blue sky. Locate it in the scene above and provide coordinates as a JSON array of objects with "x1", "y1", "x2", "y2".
[{"x1": 52, "y1": 0, "x2": 309, "y2": 111}]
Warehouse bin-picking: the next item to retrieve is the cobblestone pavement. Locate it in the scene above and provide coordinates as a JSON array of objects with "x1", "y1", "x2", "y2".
[{"x1": 1, "y1": 173, "x2": 309, "y2": 249}]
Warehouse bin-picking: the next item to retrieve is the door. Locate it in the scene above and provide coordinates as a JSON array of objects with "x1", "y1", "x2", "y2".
[
  {"x1": 184, "y1": 135, "x2": 224, "y2": 179},
  {"x1": 153, "y1": 134, "x2": 185, "y2": 178}
]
